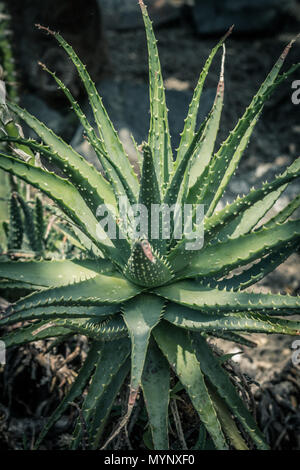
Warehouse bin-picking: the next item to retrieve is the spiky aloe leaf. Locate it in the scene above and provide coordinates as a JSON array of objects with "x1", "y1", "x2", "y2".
[
  {"x1": 164, "y1": 303, "x2": 300, "y2": 336},
  {"x1": 214, "y1": 240, "x2": 299, "y2": 292},
  {"x1": 122, "y1": 294, "x2": 165, "y2": 412},
  {"x1": 35, "y1": 62, "x2": 137, "y2": 206},
  {"x1": 208, "y1": 331, "x2": 257, "y2": 348},
  {"x1": 139, "y1": 142, "x2": 161, "y2": 211},
  {"x1": 176, "y1": 27, "x2": 233, "y2": 165},
  {"x1": 15, "y1": 193, "x2": 40, "y2": 252},
  {"x1": 71, "y1": 338, "x2": 130, "y2": 449},
  {"x1": 1, "y1": 320, "x2": 72, "y2": 348},
  {"x1": 6, "y1": 103, "x2": 117, "y2": 210},
  {"x1": 124, "y1": 239, "x2": 173, "y2": 287},
  {"x1": 169, "y1": 156, "x2": 300, "y2": 269},
  {"x1": 179, "y1": 219, "x2": 300, "y2": 279},
  {"x1": 141, "y1": 337, "x2": 170, "y2": 450},
  {"x1": 157, "y1": 281, "x2": 300, "y2": 316},
  {"x1": 0, "y1": 280, "x2": 40, "y2": 295},
  {"x1": 205, "y1": 381, "x2": 249, "y2": 450},
  {"x1": 138, "y1": 143, "x2": 165, "y2": 252},
  {"x1": 53, "y1": 316, "x2": 129, "y2": 342},
  {"x1": 35, "y1": 25, "x2": 139, "y2": 203},
  {"x1": 186, "y1": 45, "x2": 225, "y2": 200},
  {"x1": 0, "y1": 170, "x2": 9, "y2": 247},
  {"x1": 139, "y1": 0, "x2": 173, "y2": 190},
  {"x1": 34, "y1": 196, "x2": 44, "y2": 252},
  {"x1": 89, "y1": 358, "x2": 131, "y2": 449},
  {"x1": 191, "y1": 334, "x2": 268, "y2": 449},
  {"x1": 163, "y1": 41, "x2": 226, "y2": 209},
  {"x1": 0, "y1": 152, "x2": 126, "y2": 263},
  {"x1": 0, "y1": 135, "x2": 132, "y2": 260},
  {"x1": 8, "y1": 273, "x2": 140, "y2": 313},
  {"x1": 205, "y1": 156, "x2": 300, "y2": 240},
  {"x1": 263, "y1": 194, "x2": 300, "y2": 229},
  {"x1": 0, "y1": 258, "x2": 114, "y2": 287},
  {"x1": 7, "y1": 192, "x2": 23, "y2": 250},
  {"x1": 200, "y1": 39, "x2": 299, "y2": 216},
  {"x1": 153, "y1": 321, "x2": 229, "y2": 450},
  {"x1": 0, "y1": 304, "x2": 120, "y2": 326},
  {"x1": 213, "y1": 186, "x2": 287, "y2": 244}
]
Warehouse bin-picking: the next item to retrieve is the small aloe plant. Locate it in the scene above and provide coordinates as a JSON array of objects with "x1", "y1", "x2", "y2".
[{"x1": 0, "y1": 0, "x2": 300, "y2": 450}]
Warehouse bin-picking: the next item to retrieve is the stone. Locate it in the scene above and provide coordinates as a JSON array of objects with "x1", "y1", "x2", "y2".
[
  {"x1": 191, "y1": 0, "x2": 295, "y2": 35},
  {"x1": 99, "y1": 0, "x2": 181, "y2": 30}
]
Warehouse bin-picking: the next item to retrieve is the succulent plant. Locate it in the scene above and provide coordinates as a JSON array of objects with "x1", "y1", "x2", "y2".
[{"x1": 0, "y1": 0, "x2": 300, "y2": 450}]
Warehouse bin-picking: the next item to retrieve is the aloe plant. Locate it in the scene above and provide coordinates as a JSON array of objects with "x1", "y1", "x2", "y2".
[{"x1": 0, "y1": 0, "x2": 300, "y2": 450}]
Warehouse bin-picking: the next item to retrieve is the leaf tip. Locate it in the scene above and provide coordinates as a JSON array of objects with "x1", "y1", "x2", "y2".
[{"x1": 35, "y1": 24, "x2": 55, "y2": 36}]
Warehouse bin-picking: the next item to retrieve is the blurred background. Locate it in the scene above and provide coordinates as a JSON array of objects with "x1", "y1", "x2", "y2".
[{"x1": 0, "y1": 0, "x2": 300, "y2": 449}]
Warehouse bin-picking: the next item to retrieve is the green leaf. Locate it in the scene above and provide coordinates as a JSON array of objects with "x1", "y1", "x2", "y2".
[
  {"x1": 0, "y1": 152, "x2": 124, "y2": 263},
  {"x1": 0, "y1": 258, "x2": 114, "y2": 287},
  {"x1": 208, "y1": 331, "x2": 257, "y2": 348},
  {"x1": 213, "y1": 187, "x2": 287, "y2": 244},
  {"x1": 156, "y1": 281, "x2": 300, "y2": 316},
  {"x1": 141, "y1": 336, "x2": 170, "y2": 450},
  {"x1": 164, "y1": 41, "x2": 226, "y2": 208},
  {"x1": 38, "y1": 63, "x2": 138, "y2": 205},
  {"x1": 187, "y1": 45, "x2": 226, "y2": 198},
  {"x1": 1, "y1": 320, "x2": 72, "y2": 348},
  {"x1": 90, "y1": 358, "x2": 131, "y2": 449},
  {"x1": 263, "y1": 194, "x2": 300, "y2": 229},
  {"x1": 214, "y1": 240, "x2": 299, "y2": 292},
  {"x1": 122, "y1": 294, "x2": 165, "y2": 409},
  {"x1": 181, "y1": 219, "x2": 300, "y2": 279},
  {"x1": 124, "y1": 240, "x2": 174, "y2": 287},
  {"x1": 164, "y1": 303, "x2": 300, "y2": 336},
  {"x1": 164, "y1": 112, "x2": 216, "y2": 207},
  {"x1": 205, "y1": 156, "x2": 300, "y2": 242},
  {"x1": 1, "y1": 136, "x2": 132, "y2": 259},
  {"x1": 191, "y1": 334, "x2": 268, "y2": 449},
  {"x1": 138, "y1": 143, "x2": 164, "y2": 252},
  {"x1": 176, "y1": 27, "x2": 233, "y2": 165},
  {"x1": 153, "y1": 321, "x2": 228, "y2": 450},
  {"x1": 53, "y1": 316, "x2": 129, "y2": 342},
  {"x1": 15, "y1": 193, "x2": 39, "y2": 252},
  {"x1": 11, "y1": 272, "x2": 141, "y2": 312},
  {"x1": 0, "y1": 280, "x2": 41, "y2": 295},
  {"x1": 6, "y1": 105, "x2": 116, "y2": 210},
  {"x1": 0, "y1": 170, "x2": 10, "y2": 246},
  {"x1": 0, "y1": 304, "x2": 120, "y2": 327},
  {"x1": 139, "y1": 0, "x2": 173, "y2": 190},
  {"x1": 34, "y1": 196, "x2": 44, "y2": 252},
  {"x1": 71, "y1": 338, "x2": 130, "y2": 449},
  {"x1": 7, "y1": 192, "x2": 23, "y2": 250},
  {"x1": 169, "y1": 156, "x2": 300, "y2": 272},
  {"x1": 201, "y1": 39, "x2": 299, "y2": 216},
  {"x1": 205, "y1": 381, "x2": 249, "y2": 450},
  {"x1": 36, "y1": 25, "x2": 139, "y2": 203}
]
